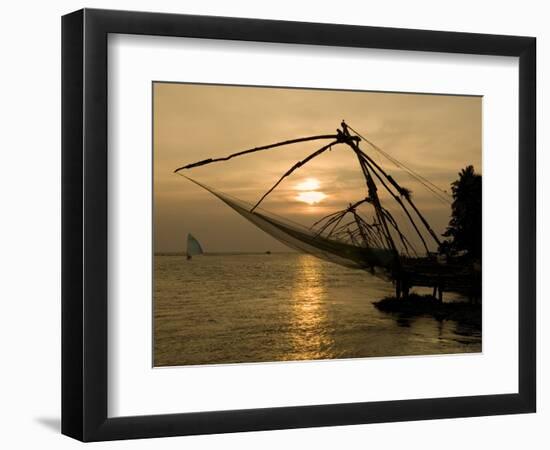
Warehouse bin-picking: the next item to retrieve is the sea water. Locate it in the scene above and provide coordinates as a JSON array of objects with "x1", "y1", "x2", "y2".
[{"x1": 154, "y1": 253, "x2": 481, "y2": 366}]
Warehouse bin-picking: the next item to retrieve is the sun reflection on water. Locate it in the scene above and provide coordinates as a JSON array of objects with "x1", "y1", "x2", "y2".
[{"x1": 289, "y1": 255, "x2": 334, "y2": 360}]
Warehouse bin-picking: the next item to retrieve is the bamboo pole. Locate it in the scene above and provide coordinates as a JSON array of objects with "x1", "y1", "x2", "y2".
[
  {"x1": 356, "y1": 151, "x2": 398, "y2": 255},
  {"x1": 357, "y1": 152, "x2": 431, "y2": 255},
  {"x1": 352, "y1": 211, "x2": 371, "y2": 249},
  {"x1": 355, "y1": 215, "x2": 386, "y2": 249},
  {"x1": 354, "y1": 147, "x2": 442, "y2": 248},
  {"x1": 402, "y1": 195, "x2": 442, "y2": 248},
  {"x1": 250, "y1": 140, "x2": 340, "y2": 212},
  {"x1": 347, "y1": 229, "x2": 359, "y2": 246},
  {"x1": 380, "y1": 208, "x2": 416, "y2": 257},
  {"x1": 174, "y1": 134, "x2": 341, "y2": 172}
]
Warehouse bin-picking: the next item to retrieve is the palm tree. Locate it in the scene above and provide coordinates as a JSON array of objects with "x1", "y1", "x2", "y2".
[{"x1": 441, "y1": 165, "x2": 482, "y2": 260}]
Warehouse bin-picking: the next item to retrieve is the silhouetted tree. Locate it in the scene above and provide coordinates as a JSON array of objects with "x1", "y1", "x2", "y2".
[{"x1": 441, "y1": 165, "x2": 482, "y2": 259}]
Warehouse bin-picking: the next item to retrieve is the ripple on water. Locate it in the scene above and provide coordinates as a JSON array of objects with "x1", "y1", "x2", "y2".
[{"x1": 154, "y1": 253, "x2": 481, "y2": 366}]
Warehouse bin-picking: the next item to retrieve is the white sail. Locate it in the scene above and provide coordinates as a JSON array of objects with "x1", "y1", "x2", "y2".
[{"x1": 186, "y1": 233, "x2": 204, "y2": 257}]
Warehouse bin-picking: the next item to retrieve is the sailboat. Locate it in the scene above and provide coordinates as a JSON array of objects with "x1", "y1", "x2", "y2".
[{"x1": 186, "y1": 233, "x2": 204, "y2": 260}]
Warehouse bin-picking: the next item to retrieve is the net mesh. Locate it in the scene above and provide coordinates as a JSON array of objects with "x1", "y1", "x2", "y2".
[{"x1": 185, "y1": 176, "x2": 397, "y2": 279}]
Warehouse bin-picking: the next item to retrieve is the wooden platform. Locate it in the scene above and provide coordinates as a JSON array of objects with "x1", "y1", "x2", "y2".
[{"x1": 397, "y1": 257, "x2": 481, "y2": 301}]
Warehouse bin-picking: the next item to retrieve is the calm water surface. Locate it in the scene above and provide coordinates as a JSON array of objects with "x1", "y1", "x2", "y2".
[{"x1": 154, "y1": 253, "x2": 481, "y2": 366}]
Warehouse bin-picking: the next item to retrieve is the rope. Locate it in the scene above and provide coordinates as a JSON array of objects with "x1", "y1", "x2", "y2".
[{"x1": 347, "y1": 124, "x2": 452, "y2": 205}]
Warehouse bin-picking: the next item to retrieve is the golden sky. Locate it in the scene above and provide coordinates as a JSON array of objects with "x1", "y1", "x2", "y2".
[{"x1": 154, "y1": 82, "x2": 481, "y2": 253}]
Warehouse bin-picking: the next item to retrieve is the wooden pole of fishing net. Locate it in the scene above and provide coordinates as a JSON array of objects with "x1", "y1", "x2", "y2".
[
  {"x1": 341, "y1": 125, "x2": 441, "y2": 252},
  {"x1": 173, "y1": 134, "x2": 343, "y2": 172},
  {"x1": 357, "y1": 151, "x2": 431, "y2": 256},
  {"x1": 356, "y1": 146, "x2": 442, "y2": 248},
  {"x1": 355, "y1": 155, "x2": 398, "y2": 255}
]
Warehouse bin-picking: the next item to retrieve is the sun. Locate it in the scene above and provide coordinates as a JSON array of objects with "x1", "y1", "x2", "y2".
[
  {"x1": 294, "y1": 178, "x2": 327, "y2": 205},
  {"x1": 296, "y1": 191, "x2": 327, "y2": 205}
]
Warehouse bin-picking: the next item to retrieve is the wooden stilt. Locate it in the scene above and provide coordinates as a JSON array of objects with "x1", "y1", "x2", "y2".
[{"x1": 403, "y1": 283, "x2": 410, "y2": 299}]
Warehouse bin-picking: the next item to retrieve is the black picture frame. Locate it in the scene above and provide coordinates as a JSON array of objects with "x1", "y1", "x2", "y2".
[{"x1": 62, "y1": 8, "x2": 536, "y2": 442}]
